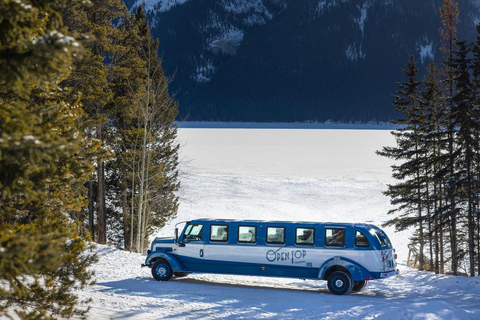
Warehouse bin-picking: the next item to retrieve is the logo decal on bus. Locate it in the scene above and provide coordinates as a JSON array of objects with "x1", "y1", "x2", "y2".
[{"x1": 266, "y1": 248, "x2": 307, "y2": 264}]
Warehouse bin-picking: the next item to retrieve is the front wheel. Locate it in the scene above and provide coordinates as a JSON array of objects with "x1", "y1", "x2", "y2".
[
  {"x1": 352, "y1": 280, "x2": 368, "y2": 292},
  {"x1": 327, "y1": 271, "x2": 353, "y2": 295},
  {"x1": 152, "y1": 259, "x2": 173, "y2": 281}
]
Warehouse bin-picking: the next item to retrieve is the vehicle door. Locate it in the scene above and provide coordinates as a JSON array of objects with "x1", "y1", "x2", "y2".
[{"x1": 177, "y1": 223, "x2": 205, "y2": 270}]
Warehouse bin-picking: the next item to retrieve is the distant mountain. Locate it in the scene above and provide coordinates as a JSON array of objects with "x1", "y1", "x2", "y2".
[{"x1": 125, "y1": 0, "x2": 480, "y2": 122}]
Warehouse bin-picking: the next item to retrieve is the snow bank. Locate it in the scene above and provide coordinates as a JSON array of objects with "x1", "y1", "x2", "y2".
[{"x1": 81, "y1": 245, "x2": 480, "y2": 319}]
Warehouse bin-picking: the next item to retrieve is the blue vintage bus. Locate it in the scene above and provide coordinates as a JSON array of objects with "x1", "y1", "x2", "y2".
[{"x1": 142, "y1": 219, "x2": 398, "y2": 295}]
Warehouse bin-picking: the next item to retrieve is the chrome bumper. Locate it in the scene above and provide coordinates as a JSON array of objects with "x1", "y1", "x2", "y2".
[{"x1": 380, "y1": 269, "x2": 399, "y2": 278}]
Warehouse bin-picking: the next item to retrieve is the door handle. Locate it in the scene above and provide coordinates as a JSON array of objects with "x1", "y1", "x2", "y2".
[{"x1": 199, "y1": 249, "x2": 204, "y2": 257}]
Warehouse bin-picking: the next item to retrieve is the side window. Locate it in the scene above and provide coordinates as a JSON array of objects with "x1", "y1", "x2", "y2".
[
  {"x1": 296, "y1": 227, "x2": 314, "y2": 245},
  {"x1": 375, "y1": 231, "x2": 387, "y2": 247},
  {"x1": 210, "y1": 225, "x2": 228, "y2": 242},
  {"x1": 325, "y1": 228, "x2": 345, "y2": 247},
  {"x1": 266, "y1": 226, "x2": 285, "y2": 244},
  {"x1": 238, "y1": 226, "x2": 256, "y2": 243},
  {"x1": 372, "y1": 229, "x2": 391, "y2": 247},
  {"x1": 355, "y1": 230, "x2": 369, "y2": 247},
  {"x1": 183, "y1": 224, "x2": 203, "y2": 242}
]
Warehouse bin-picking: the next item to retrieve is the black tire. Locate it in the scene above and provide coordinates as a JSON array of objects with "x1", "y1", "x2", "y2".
[
  {"x1": 352, "y1": 280, "x2": 368, "y2": 292},
  {"x1": 151, "y1": 259, "x2": 173, "y2": 281},
  {"x1": 174, "y1": 272, "x2": 190, "y2": 278},
  {"x1": 327, "y1": 271, "x2": 353, "y2": 295}
]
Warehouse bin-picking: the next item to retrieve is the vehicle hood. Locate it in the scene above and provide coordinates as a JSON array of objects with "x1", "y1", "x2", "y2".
[{"x1": 153, "y1": 237, "x2": 175, "y2": 244}]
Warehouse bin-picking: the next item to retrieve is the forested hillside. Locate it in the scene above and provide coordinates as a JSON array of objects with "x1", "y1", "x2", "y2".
[{"x1": 127, "y1": 0, "x2": 480, "y2": 122}]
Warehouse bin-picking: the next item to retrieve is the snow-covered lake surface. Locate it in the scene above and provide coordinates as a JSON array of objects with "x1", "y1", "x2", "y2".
[{"x1": 81, "y1": 126, "x2": 480, "y2": 319}]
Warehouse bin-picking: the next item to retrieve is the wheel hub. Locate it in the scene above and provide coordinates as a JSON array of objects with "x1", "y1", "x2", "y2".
[
  {"x1": 335, "y1": 279, "x2": 344, "y2": 288},
  {"x1": 157, "y1": 266, "x2": 167, "y2": 276}
]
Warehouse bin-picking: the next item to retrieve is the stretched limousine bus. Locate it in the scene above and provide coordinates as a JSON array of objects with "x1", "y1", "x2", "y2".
[{"x1": 142, "y1": 219, "x2": 398, "y2": 295}]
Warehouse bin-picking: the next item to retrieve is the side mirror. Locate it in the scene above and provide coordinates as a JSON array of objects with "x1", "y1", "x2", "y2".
[{"x1": 176, "y1": 227, "x2": 186, "y2": 247}]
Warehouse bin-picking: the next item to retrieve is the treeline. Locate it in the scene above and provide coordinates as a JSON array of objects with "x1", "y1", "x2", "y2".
[
  {"x1": 61, "y1": 0, "x2": 180, "y2": 252},
  {"x1": 0, "y1": 0, "x2": 178, "y2": 318},
  {"x1": 379, "y1": 0, "x2": 480, "y2": 276},
  {"x1": 146, "y1": 0, "x2": 478, "y2": 123}
]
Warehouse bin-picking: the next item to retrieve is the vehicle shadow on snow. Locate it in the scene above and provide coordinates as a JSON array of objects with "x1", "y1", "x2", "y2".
[
  {"x1": 174, "y1": 277, "x2": 331, "y2": 294},
  {"x1": 95, "y1": 276, "x2": 397, "y2": 319},
  {"x1": 174, "y1": 277, "x2": 395, "y2": 297},
  {"x1": 97, "y1": 275, "x2": 395, "y2": 298}
]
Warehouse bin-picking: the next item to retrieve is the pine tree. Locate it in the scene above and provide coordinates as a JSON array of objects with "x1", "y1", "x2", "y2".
[
  {"x1": 133, "y1": 7, "x2": 180, "y2": 252},
  {"x1": 108, "y1": 7, "x2": 148, "y2": 249},
  {"x1": 89, "y1": 5, "x2": 180, "y2": 251},
  {"x1": 439, "y1": 0, "x2": 461, "y2": 275},
  {"x1": 62, "y1": 0, "x2": 129, "y2": 244},
  {"x1": 377, "y1": 55, "x2": 429, "y2": 270},
  {"x1": 421, "y1": 60, "x2": 447, "y2": 274},
  {"x1": 0, "y1": 1, "x2": 97, "y2": 318},
  {"x1": 450, "y1": 39, "x2": 479, "y2": 276},
  {"x1": 378, "y1": 0, "x2": 480, "y2": 276},
  {"x1": 472, "y1": 23, "x2": 480, "y2": 276}
]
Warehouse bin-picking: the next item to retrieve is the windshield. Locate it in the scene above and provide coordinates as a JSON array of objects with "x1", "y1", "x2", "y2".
[{"x1": 183, "y1": 224, "x2": 203, "y2": 242}]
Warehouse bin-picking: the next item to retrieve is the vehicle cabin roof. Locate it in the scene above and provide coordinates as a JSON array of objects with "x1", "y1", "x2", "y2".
[{"x1": 186, "y1": 218, "x2": 377, "y2": 229}]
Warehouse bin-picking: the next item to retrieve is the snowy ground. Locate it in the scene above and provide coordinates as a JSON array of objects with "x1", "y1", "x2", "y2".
[{"x1": 81, "y1": 126, "x2": 480, "y2": 319}]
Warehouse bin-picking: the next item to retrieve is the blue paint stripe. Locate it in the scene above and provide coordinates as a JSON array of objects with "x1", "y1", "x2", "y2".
[{"x1": 177, "y1": 256, "x2": 320, "y2": 279}]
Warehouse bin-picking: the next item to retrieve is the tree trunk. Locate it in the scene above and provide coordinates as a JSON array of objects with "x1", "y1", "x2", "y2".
[
  {"x1": 415, "y1": 126, "x2": 424, "y2": 271},
  {"x1": 466, "y1": 159, "x2": 475, "y2": 277},
  {"x1": 121, "y1": 174, "x2": 129, "y2": 250},
  {"x1": 448, "y1": 131, "x2": 458, "y2": 275},
  {"x1": 440, "y1": 223, "x2": 445, "y2": 274},
  {"x1": 475, "y1": 132, "x2": 480, "y2": 276},
  {"x1": 439, "y1": 184, "x2": 445, "y2": 274},
  {"x1": 136, "y1": 105, "x2": 148, "y2": 253},
  {"x1": 426, "y1": 182, "x2": 433, "y2": 271},
  {"x1": 433, "y1": 177, "x2": 440, "y2": 274},
  {"x1": 97, "y1": 125, "x2": 106, "y2": 244},
  {"x1": 130, "y1": 168, "x2": 135, "y2": 252},
  {"x1": 477, "y1": 201, "x2": 480, "y2": 276},
  {"x1": 434, "y1": 207, "x2": 439, "y2": 274},
  {"x1": 141, "y1": 130, "x2": 154, "y2": 251},
  {"x1": 88, "y1": 180, "x2": 95, "y2": 241}
]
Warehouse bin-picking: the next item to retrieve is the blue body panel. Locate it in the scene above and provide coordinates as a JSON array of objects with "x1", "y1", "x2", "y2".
[
  {"x1": 318, "y1": 256, "x2": 374, "y2": 281},
  {"x1": 145, "y1": 250, "x2": 186, "y2": 273},
  {"x1": 175, "y1": 255, "x2": 320, "y2": 279}
]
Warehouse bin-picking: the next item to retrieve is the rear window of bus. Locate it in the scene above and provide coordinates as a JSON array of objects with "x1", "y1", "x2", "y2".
[{"x1": 371, "y1": 229, "x2": 391, "y2": 248}]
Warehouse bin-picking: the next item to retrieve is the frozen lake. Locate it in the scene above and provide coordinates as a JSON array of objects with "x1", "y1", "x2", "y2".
[
  {"x1": 176, "y1": 127, "x2": 395, "y2": 180},
  {"x1": 169, "y1": 127, "x2": 410, "y2": 260}
]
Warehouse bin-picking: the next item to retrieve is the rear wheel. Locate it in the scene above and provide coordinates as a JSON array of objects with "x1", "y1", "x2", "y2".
[
  {"x1": 152, "y1": 259, "x2": 173, "y2": 281},
  {"x1": 327, "y1": 271, "x2": 353, "y2": 295},
  {"x1": 352, "y1": 280, "x2": 368, "y2": 292}
]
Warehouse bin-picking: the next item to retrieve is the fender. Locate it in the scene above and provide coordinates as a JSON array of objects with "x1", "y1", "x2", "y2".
[
  {"x1": 144, "y1": 250, "x2": 186, "y2": 272},
  {"x1": 318, "y1": 256, "x2": 374, "y2": 281}
]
